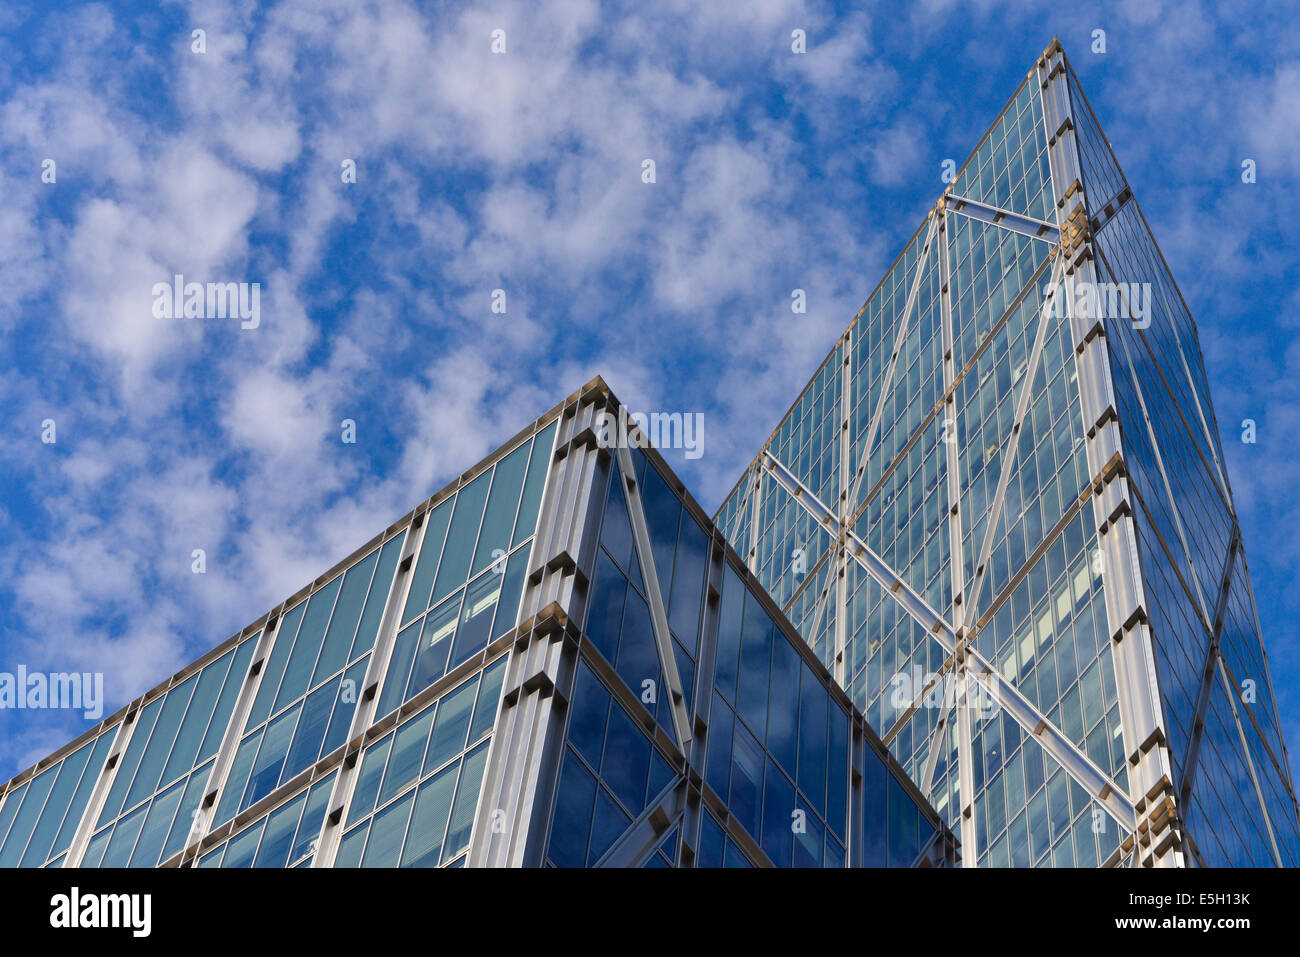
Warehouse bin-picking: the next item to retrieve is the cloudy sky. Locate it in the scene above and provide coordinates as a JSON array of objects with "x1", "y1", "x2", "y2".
[{"x1": 0, "y1": 0, "x2": 1297, "y2": 784}]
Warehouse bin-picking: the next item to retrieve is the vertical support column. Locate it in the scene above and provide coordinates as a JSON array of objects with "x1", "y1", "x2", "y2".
[
  {"x1": 936, "y1": 203, "x2": 978, "y2": 865},
  {"x1": 177, "y1": 621, "x2": 276, "y2": 864},
  {"x1": 62, "y1": 703, "x2": 143, "y2": 866},
  {"x1": 834, "y1": 334, "x2": 853, "y2": 689},
  {"x1": 311, "y1": 518, "x2": 424, "y2": 867},
  {"x1": 679, "y1": 529, "x2": 728, "y2": 866},
  {"x1": 467, "y1": 386, "x2": 611, "y2": 867},
  {"x1": 746, "y1": 461, "x2": 763, "y2": 576},
  {"x1": 1037, "y1": 40, "x2": 1180, "y2": 867}
]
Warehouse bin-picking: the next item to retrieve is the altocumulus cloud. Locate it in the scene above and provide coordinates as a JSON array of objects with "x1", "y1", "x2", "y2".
[{"x1": 0, "y1": 0, "x2": 1298, "y2": 784}]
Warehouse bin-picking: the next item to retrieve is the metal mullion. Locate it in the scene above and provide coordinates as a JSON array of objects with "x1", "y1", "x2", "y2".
[
  {"x1": 746, "y1": 463, "x2": 763, "y2": 573},
  {"x1": 937, "y1": 203, "x2": 978, "y2": 863}
]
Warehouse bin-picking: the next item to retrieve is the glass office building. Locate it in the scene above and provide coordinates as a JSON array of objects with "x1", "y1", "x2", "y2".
[
  {"x1": 716, "y1": 39, "x2": 1300, "y2": 868},
  {"x1": 0, "y1": 380, "x2": 953, "y2": 868}
]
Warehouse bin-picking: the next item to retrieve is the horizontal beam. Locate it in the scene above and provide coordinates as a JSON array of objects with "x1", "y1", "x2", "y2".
[{"x1": 943, "y1": 193, "x2": 1060, "y2": 244}]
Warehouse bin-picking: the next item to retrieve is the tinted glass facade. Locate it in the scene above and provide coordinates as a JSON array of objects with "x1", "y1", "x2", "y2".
[
  {"x1": 0, "y1": 382, "x2": 952, "y2": 868},
  {"x1": 716, "y1": 41, "x2": 1300, "y2": 867}
]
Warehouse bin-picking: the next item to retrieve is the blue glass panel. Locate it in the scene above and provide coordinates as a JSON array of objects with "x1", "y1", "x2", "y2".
[
  {"x1": 377, "y1": 621, "x2": 421, "y2": 719},
  {"x1": 100, "y1": 802, "x2": 147, "y2": 867},
  {"x1": 793, "y1": 795, "x2": 823, "y2": 868},
  {"x1": 289, "y1": 772, "x2": 335, "y2": 864},
  {"x1": 252, "y1": 789, "x2": 307, "y2": 868},
  {"x1": 467, "y1": 656, "x2": 507, "y2": 743},
  {"x1": 400, "y1": 763, "x2": 457, "y2": 868},
  {"x1": 714, "y1": 566, "x2": 745, "y2": 702},
  {"x1": 406, "y1": 592, "x2": 459, "y2": 700},
  {"x1": 736, "y1": 597, "x2": 772, "y2": 737},
  {"x1": 827, "y1": 706, "x2": 849, "y2": 841},
  {"x1": 361, "y1": 790, "x2": 415, "y2": 868},
  {"x1": 448, "y1": 568, "x2": 501, "y2": 669},
  {"x1": 334, "y1": 821, "x2": 369, "y2": 868},
  {"x1": 587, "y1": 785, "x2": 631, "y2": 865},
  {"x1": 614, "y1": 588, "x2": 658, "y2": 703},
  {"x1": 668, "y1": 512, "x2": 709, "y2": 648},
  {"x1": 242, "y1": 701, "x2": 303, "y2": 810},
  {"x1": 311, "y1": 550, "x2": 377, "y2": 686},
  {"x1": 98, "y1": 696, "x2": 162, "y2": 826},
  {"x1": 488, "y1": 545, "x2": 530, "y2": 640},
  {"x1": 402, "y1": 499, "x2": 453, "y2": 625},
  {"x1": 321, "y1": 657, "x2": 368, "y2": 758},
  {"x1": 425, "y1": 677, "x2": 475, "y2": 773},
  {"x1": 272, "y1": 576, "x2": 342, "y2": 715},
  {"x1": 159, "y1": 651, "x2": 230, "y2": 787},
  {"x1": 471, "y1": 441, "x2": 530, "y2": 575},
  {"x1": 380, "y1": 709, "x2": 435, "y2": 806},
  {"x1": 797, "y1": 665, "x2": 829, "y2": 819},
  {"x1": 432, "y1": 472, "x2": 492, "y2": 607},
  {"x1": 128, "y1": 779, "x2": 184, "y2": 868},
  {"x1": 548, "y1": 750, "x2": 596, "y2": 868},
  {"x1": 600, "y1": 698, "x2": 651, "y2": 814},
  {"x1": 246, "y1": 602, "x2": 305, "y2": 730},
  {"x1": 512, "y1": 422, "x2": 557, "y2": 547},
  {"x1": 51, "y1": 732, "x2": 115, "y2": 863},
  {"x1": 697, "y1": 812, "x2": 726, "y2": 868},
  {"x1": 729, "y1": 721, "x2": 764, "y2": 840},
  {"x1": 221, "y1": 819, "x2": 265, "y2": 869},
  {"x1": 213, "y1": 728, "x2": 261, "y2": 827},
  {"x1": 123, "y1": 673, "x2": 198, "y2": 812},
  {"x1": 352, "y1": 533, "x2": 405, "y2": 658},
  {"x1": 705, "y1": 694, "x2": 733, "y2": 798},
  {"x1": 567, "y1": 661, "x2": 609, "y2": 768},
  {"x1": 346, "y1": 736, "x2": 393, "y2": 828},
  {"x1": 160, "y1": 762, "x2": 212, "y2": 863},
  {"x1": 762, "y1": 757, "x2": 795, "y2": 866},
  {"x1": 281, "y1": 679, "x2": 336, "y2": 786},
  {"x1": 767, "y1": 635, "x2": 800, "y2": 774},
  {"x1": 600, "y1": 470, "x2": 636, "y2": 575},
  {"x1": 585, "y1": 549, "x2": 627, "y2": 664},
  {"x1": 16, "y1": 738, "x2": 96, "y2": 867},
  {"x1": 442, "y1": 741, "x2": 489, "y2": 861}
]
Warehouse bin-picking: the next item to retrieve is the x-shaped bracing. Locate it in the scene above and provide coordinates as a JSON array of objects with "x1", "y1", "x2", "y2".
[{"x1": 762, "y1": 444, "x2": 1137, "y2": 833}]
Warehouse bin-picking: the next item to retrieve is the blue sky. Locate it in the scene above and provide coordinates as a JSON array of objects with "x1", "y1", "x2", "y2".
[{"x1": 0, "y1": 0, "x2": 1296, "y2": 785}]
